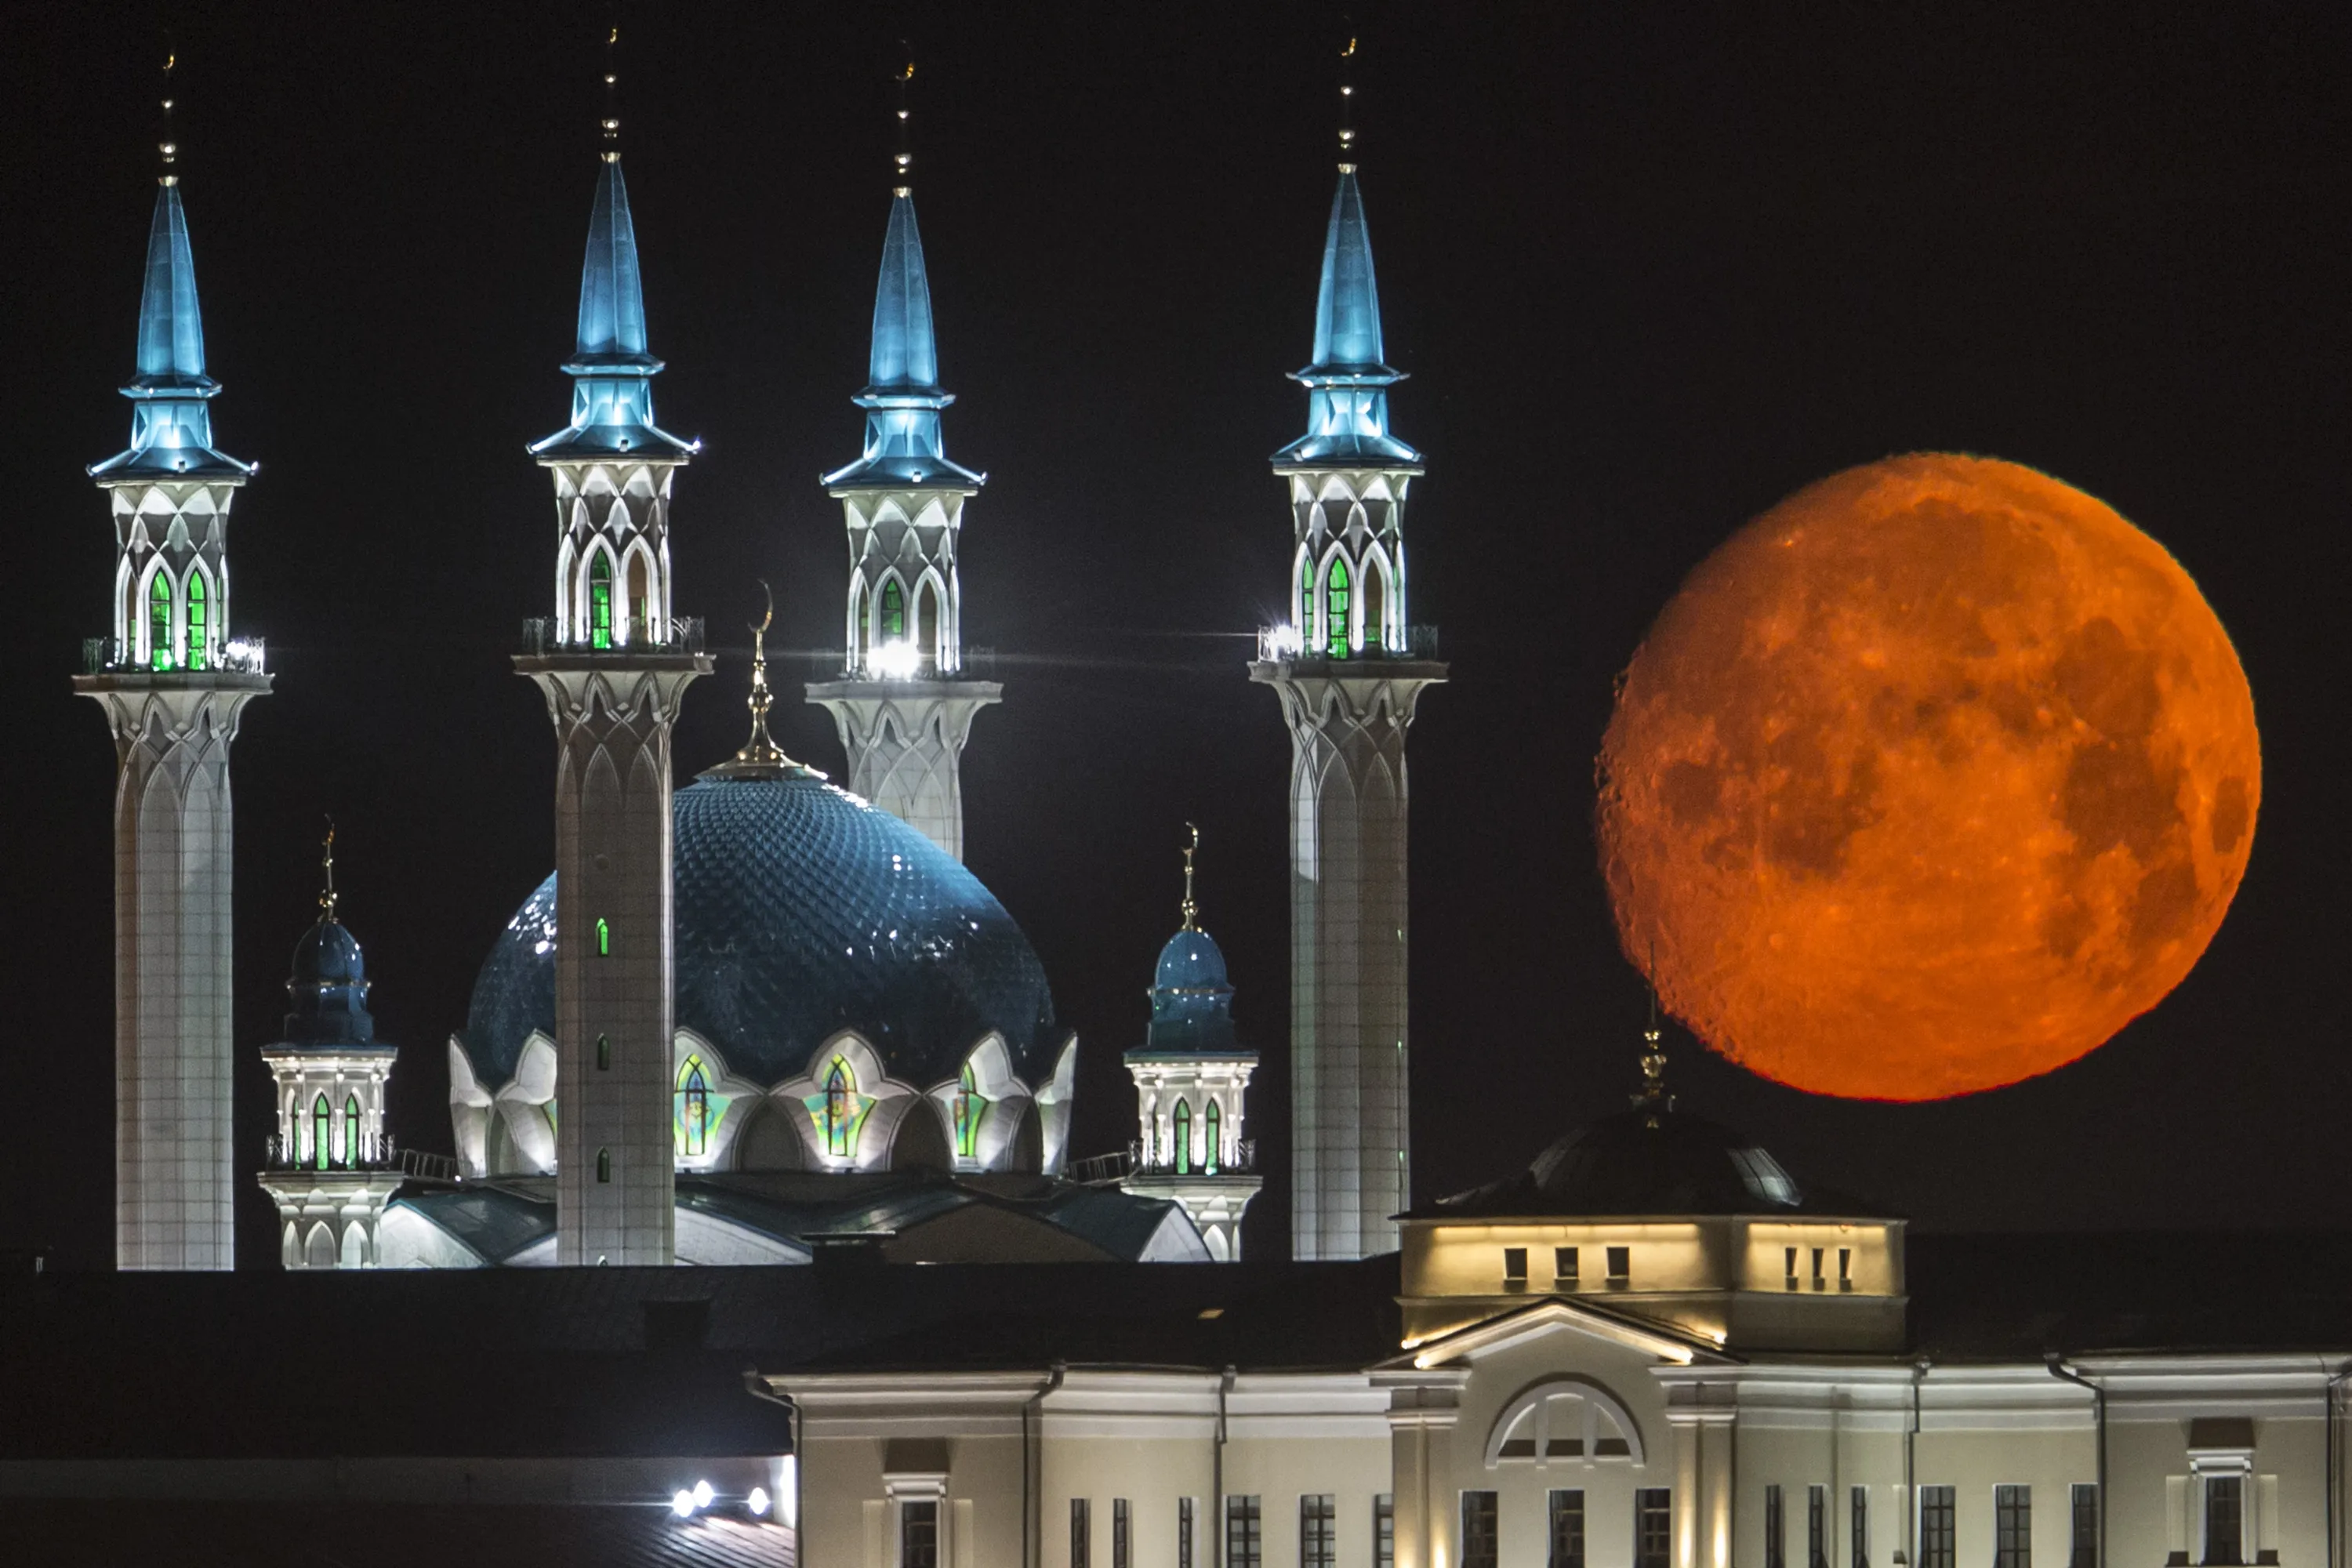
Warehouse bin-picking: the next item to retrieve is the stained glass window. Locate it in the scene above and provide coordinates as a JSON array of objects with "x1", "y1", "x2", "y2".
[
  {"x1": 185, "y1": 573, "x2": 208, "y2": 671},
  {"x1": 953, "y1": 1062, "x2": 984, "y2": 1160},
  {"x1": 1325, "y1": 557, "x2": 1351, "y2": 659},
  {"x1": 1204, "y1": 1099, "x2": 1221, "y2": 1175},
  {"x1": 343, "y1": 1094, "x2": 361, "y2": 1167},
  {"x1": 881, "y1": 579, "x2": 906, "y2": 638},
  {"x1": 826, "y1": 1059, "x2": 854, "y2": 1158},
  {"x1": 677, "y1": 1056, "x2": 711, "y2": 1156},
  {"x1": 596, "y1": 917, "x2": 610, "y2": 956},
  {"x1": 1301, "y1": 562, "x2": 1314, "y2": 647},
  {"x1": 1173, "y1": 1099, "x2": 1192, "y2": 1175},
  {"x1": 588, "y1": 554, "x2": 613, "y2": 649},
  {"x1": 149, "y1": 572, "x2": 174, "y2": 671},
  {"x1": 313, "y1": 1095, "x2": 329, "y2": 1171}
]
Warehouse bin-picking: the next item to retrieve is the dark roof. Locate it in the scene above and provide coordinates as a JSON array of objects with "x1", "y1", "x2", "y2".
[
  {"x1": 1905, "y1": 1231, "x2": 2352, "y2": 1359},
  {"x1": 0, "y1": 1501, "x2": 796, "y2": 1568},
  {"x1": 1420, "y1": 1106, "x2": 1883, "y2": 1219},
  {"x1": 462, "y1": 773, "x2": 1062, "y2": 1090}
]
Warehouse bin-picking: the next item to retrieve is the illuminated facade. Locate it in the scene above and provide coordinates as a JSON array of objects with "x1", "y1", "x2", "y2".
[
  {"x1": 805, "y1": 184, "x2": 1000, "y2": 862},
  {"x1": 74, "y1": 120, "x2": 270, "y2": 1272},
  {"x1": 515, "y1": 127, "x2": 710, "y2": 1267},
  {"x1": 1251, "y1": 161, "x2": 1446, "y2": 1261},
  {"x1": 256, "y1": 840, "x2": 402, "y2": 1269},
  {"x1": 1121, "y1": 834, "x2": 1264, "y2": 1259}
]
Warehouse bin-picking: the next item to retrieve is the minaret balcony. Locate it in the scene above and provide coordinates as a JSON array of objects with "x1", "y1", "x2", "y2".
[
  {"x1": 519, "y1": 615, "x2": 704, "y2": 658},
  {"x1": 82, "y1": 634, "x2": 267, "y2": 677},
  {"x1": 263, "y1": 1131, "x2": 399, "y2": 1175},
  {"x1": 1254, "y1": 623, "x2": 1440, "y2": 665}
]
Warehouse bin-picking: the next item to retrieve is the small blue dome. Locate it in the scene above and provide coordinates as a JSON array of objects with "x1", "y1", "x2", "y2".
[
  {"x1": 462, "y1": 773, "x2": 1063, "y2": 1090},
  {"x1": 281, "y1": 920, "x2": 376, "y2": 1047},
  {"x1": 1138, "y1": 925, "x2": 1247, "y2": 1058}
]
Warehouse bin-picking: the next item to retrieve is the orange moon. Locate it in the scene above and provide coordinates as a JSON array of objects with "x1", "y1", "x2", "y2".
[{"x1": 1597, "y1": 455, "x2": 2259, "y2": 1101}]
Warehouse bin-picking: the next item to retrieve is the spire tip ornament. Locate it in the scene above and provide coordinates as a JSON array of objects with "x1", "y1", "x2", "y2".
[
  {"x1": 318, "y1": 817, "x2": 339, "y2": 924},
  {"x1": 1179, "y1": 823, "x2": 1201, "y2": 931},
  {"x1": 706, "y1": 582, "x2": 823, "y2": 781}
]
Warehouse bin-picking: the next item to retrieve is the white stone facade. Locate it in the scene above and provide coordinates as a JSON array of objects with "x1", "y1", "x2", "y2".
[
  {"x1": 804, "y1": 681, "x2": 1002, "y2": 861},
  {"x1": 516, "y1": 655, "x2": 708, "y2": 1265},
  {"x1": 76, "y1": 671, "x2": 269, "y2": 1271},
  {"x1": 102, "y1": 478, "x2": 243, "y2": 673},
  {"x1": 1123, "y1": 1055, "x2": 1263, "y2": 1261},
  {"x1": 545, "y1": 459, "x2": 679, "y2": 649},
  {"x1": 256, "y1": 1044, "x2": 401, "y2": 1269}
]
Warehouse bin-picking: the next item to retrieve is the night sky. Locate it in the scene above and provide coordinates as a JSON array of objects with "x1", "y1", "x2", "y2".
[{"x1": 5, "y1": 3, "x2": 2347, "y2": 1272}]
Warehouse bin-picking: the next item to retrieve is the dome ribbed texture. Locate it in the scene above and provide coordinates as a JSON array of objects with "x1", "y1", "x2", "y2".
[{"x1": 462, "y1": 775, "x2": 1061, "y2": 1088}]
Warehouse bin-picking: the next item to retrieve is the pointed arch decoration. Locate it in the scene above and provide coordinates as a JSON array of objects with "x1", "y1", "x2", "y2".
[
  {"x1": 343, "y1": 1092, "x2": 361, "y2": 1166},
  {"x1": 677, "y1": 1053, "x2": 711, "y2": 1156},
  {"x1": 1204, "y1": 1098, "x2": 1222, "y2": 1175},
  {"x1": 586, "y1": 551, "x2": 615, "y2": 649},
  {"x1": 312, "y1": 1094, "x2": 331, "y2": 1170},
  {"x1": 184, "y1": 567, "x2": 209, "y2": 671},
  {"x1": 1174, "y1": 1098, "x2": 1193, "y2": 1175},
  {"x1": 1323, "y1": 554, "x2": 1352, "y2": 658},
  {"x1": 147, "y1": 568, "x2": 176, "y2": 671}
]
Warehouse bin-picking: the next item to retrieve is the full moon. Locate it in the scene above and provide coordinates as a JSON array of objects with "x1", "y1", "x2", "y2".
[{"x1": 1597, "y1": 455, "x2": 2259, "y2": 1100}]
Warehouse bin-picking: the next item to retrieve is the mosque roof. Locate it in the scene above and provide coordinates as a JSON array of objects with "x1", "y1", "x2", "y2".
[
  {"x1": 1272, "y1": 167, "x2": 1421, "y2": 470},
  {"x1": 273, "y1": 918, "x2": 390, "y2": 1051},
  {"x1": 459, "y1": 772, "x2": 1062, "y2": 1091},
  {"x1": 1418, "y1": 1105, "x2": 1882, "y2": 1220},
  {"x1": 824, "y1": 190, "x2": 984, "y2": 489},
  {"x1": 89, "y1": 181, "x2": 253, "y2": 481},
  {"x1": 1129, "y1": 925, "x2": 1251, "y2": 1059}
]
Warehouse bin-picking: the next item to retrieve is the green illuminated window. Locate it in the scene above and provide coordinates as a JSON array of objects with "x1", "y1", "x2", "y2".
[
  {"x1": 677, "y1": 1054, "x2": 710, "y2": 1156},
  {"x1": 880, "y1": 579, "x2": 906, "y2": 639},
  {"x1": 185, "y1": 573, "x2": 208, "y2": 671},
  {"x1": 824, "y1": 1059, "x2": 855, "y2": 1158},
  {"x1": 1203, "y1": 1099, "x2": 1221, "y2": 1176},
  {"x1": 343, "y1": 1093, "x2": 361, "y2": 1166},
  {"x1": 596, "y1": 1147, "x2": 611, "y2": 1183},
  {"x1": 1173, "y1": 1098, "x2": 1192, "y2": 1175},
  {"x1": 588, "y1": 554, "x2": 613, "y2": 649},
  {"x1": 313, "y1": 1094, "x2": 329, "y2": 1171},
  {"x1": 148, "y1": 573, "x2": 174, "y2": 671},
  {"x1": 596, "y1": 917, "x2": 610, "y2": 956},
  {"x1": 596, "y1": 1033, "x2": 610, "y2": 1071},
  {"x1": 953, "y1": 1062, "x2": 985, "y2": 1160},
  {"x1": 1324, "y1": 557, "x2": 1351, "y2": 659},
  {"x1": 1300, "y1": 565, "x2": 1314, "y2": 644}
]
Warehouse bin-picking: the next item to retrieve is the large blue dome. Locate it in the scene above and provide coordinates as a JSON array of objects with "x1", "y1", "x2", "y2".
[{"x1": 462, "y1": 773, "x2": 1062, "y2": 1089}]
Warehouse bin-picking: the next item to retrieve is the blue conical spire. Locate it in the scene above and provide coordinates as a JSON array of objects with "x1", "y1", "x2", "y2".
[
  {"x1": 91, "y1": 179, "x2": 252, "y2": 479},
  {"x1": 824, "y1": 191, "x2": 983, "y2": 488},
  {"x1": 530, "y1": 156, "x2": 696, "y2": 460},
  {"x1": 1272, "y1": 167, "x2": 1421, "y2": 469}
]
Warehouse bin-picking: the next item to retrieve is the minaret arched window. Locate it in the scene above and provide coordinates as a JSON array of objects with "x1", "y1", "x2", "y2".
[
  {"x1": 587, "y1": 554, "x2": 614, "y2": 650},
  {"x1": 953, "y1": 1062, "x2": 984, "y2": 1161},
  {"x1": 626, "y1": 553, "x2": 651, "y2": 645},
  {"x1": 824, "y1": 1059, "x2": 855, "y2": 1159},
  {"x1": 148, "y1": 572, "x2": 175, "y2": 671},
  {"x1": 677, "y1": 1055, "x2": 710, "y2": 1156},
  {"x1": 1204, "y1": 1099, "x2": 1221, "y2": 1176},
  {"x1": 313, "y1": 1095, "x2": 330, "y2": 1171},
  {"x1": 880, "y1": 579, "x2": 906, "y2": 641},
  {"x1": 1173, "y1": 1098, "x2": 1192, "y2": 1175},
  {"x1": 595, "y1": 917, "x2": 611, "y2": 957},
  {"x1": 916, "y1": 581, "x2": 940, "y2": 672},
  {"x1": 185, "y1": 572, "x2": 208, "y2": 671},
  {"x1": 1324, "y1": 557, "x2": 1352, "y2": 659},
  {"x1": 1360, "y1": 555, "x2": 1385, "y2": 655}
]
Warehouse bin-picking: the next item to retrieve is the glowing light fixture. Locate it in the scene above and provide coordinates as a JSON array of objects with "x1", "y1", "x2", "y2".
[
  {"x1": 671, "y1": 1490, "x2": 696, "y2": 1517},
  {"x1": 692, "y1": 1479, "x2": 715, "y2": 1510},
  {"x1": 748, "y1": 1486, "x2": 771, "y2": 1517},
  {"x1": 867, "y1": 640, "x2": 922, "y2": 680}
]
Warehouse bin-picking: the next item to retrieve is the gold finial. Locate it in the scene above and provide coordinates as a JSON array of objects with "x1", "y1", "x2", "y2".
[
  {"x1": 1635, "y1": 945, "x2": 1671, "y2": 1120},
  {"x1": 1179, "y1": 823, "x2": 1201, "y2": 931},
  {"x1": 158, "y1": 50, "x2": 180, "y2": 187},
  {"x1": 707, "y1": 582, "x2": 823, "y2": 781},
  {"x1": 893, "y1": 48, "x2": 916, "y2": 193},
  {"x1": 319, "y1": 817, "x2": 339, "y2": 924},
  {"x1": 600, "y1": 19, "x2": 622, "y2": 162},
  {"x1": 1337, "y1": 36, "x2": 1358, "y2": 164}
]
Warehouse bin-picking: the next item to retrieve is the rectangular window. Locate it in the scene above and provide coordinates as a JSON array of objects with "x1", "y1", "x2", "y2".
[
  {"x1": 1786, "y1": 1246, "x2": 1801, "y2": 1290},
  {"x1": 1179, "y1": 1498, "x2": 1196, "y2": 1568},
  {"x1": 1302, "y1": 1494, "x2": 1336, "y2": 1568},
  {"x1": 1635, "y1": 1489, "x2": 1672, "y2": 1568},
  {"x1": 1766, "y1": 1486, "x2": 1786, "y2": 1568},
  {"x1": 1810, "y1": 1485, "x2": 1830, "y2": 1568},
  {"x1": 1607, "y1": 1246, "x2": 1632, "y2": 1285},
  {"x1": 2204, "y1": 1476, "x2": 2245, "y2": 1566},
  {"x1": 1852, "y1": 1486, "x2": 1870, "y2": 1568},
  {"x1": 1113, "y1": 1499, "x2": 1131, "y2": 1568},
  {"x1": 1228, "y1": 1495, "x2": 1262, "y2": 1568},
  {"x1": 1919, "y1": 1486, "x2": 1956, "y2": 1568},
  {"x1": 1995, "y1": 1485, "x2": 2031, "y2": 1568},
  {"x1": 903, "y1": 1501, "x2": 940, "y2": 1568},
  {"x1": 1811, "y1": 1247, "x2": 1827, "y2": 1290},
  {"x1": 1461, "y1": 1491, "x2": 1499, "y2": 1568},
  {"x1": 2070, "y1": 1483, "x2": 2099, "y2": 1568},
  {"x1": 1838, "y1": 1247, "x2": 1854, "y2": 1290},
  {"x1": 1548, "y1": 1490, "x2": 1585, "y2": 1568},
  {"x1": 1072, "y1": 1499, "x2": 1091, "y2": 1568},
  {"x1": 1555, "y1": 1247, "x2": 1579, "y2": 1287},
  {"x1": 1504, "y1": 1247, "x2": 1529, "y2": 1287},
  {"x1": 1374, "y1": 1495, "x2": 1394, "y2": 1568}
]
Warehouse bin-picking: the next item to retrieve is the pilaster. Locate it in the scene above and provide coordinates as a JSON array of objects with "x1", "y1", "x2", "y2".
[
  {"x1": 517, "y1": 652, "x2": 708, "y2": 1265},
  {"x1": 75, "y1": 670, "x2": 270, "y2": 1270}
]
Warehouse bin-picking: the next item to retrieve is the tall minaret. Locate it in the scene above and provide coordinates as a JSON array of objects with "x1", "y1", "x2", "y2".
[
  {"x1": 1250, "y1": 58, "x2": 1445, "y2": 1261},
  {"x1": 515, "y1": 38, "x2": 708, "y2": 1267},
  {"x1": 806, "y1": 63, "x2": 1000, "y2": 862},
  {"x1": 75, "y1": 66, "x2": 270, "y2": 1272}
]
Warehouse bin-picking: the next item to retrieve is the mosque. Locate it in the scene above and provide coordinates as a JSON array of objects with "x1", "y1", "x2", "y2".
[{"x1": 18, "y1": 50, "x2": 2352, "y2": 1568}]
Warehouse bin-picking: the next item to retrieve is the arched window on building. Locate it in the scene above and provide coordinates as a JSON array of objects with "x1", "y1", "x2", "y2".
[
  {"x1": 596, "y1": 917, "x2": 611, "y2": 956},
  {"x1": 313, "y1": 1095, "x2": 331, "y2": 1171},
  {"x1": 587, "y1": 554, "x2": 614, "y2": 649},
  {"x1": 148, "y1": 572, "x2": 175, "y2": 671},
  {"x1": 185, "y1": 572, "x2": 208, "y2": 671},
  {"x1": 626, "y1": 554, "x2": 651, "y2": 644},
  {"x1": 916, "y1": 581, "x2": 941, "y2": 672},
  {"x1": 1360, "y1": 556, "x2": 1386, "y2": 655},
  {"x1": 880, "y1": 579, "x2": 906, "y2": 641},
  {"x1": 1300, "y1": 558, "x2": 1315, "y2": 648},
  {"x1": 677, "y1": 1055, "x2": 710, "y2": 1157},
  {"x1": 343, "y1": 1093, "x2": 361, "y2": 1166},
  {"x1": 953, "y1": 1062, "x2": 984, "y2": 1161},
  {"x1": 1173, "y1": 1098, "x2": 1192, "y2": 1175},
  {"x1": 1324, "y1": 557, "x2": 1352, "y2": 659},
  {"x1": 596, "y1": 1148, "x2": 611, "y2": 1183},
  {"x1": 1204, "y1": 1100, "x2": 1222, "y2": 1176},
  {"x1": 825, "y1": 1059, "x2": 855, "y2": 1159}
]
